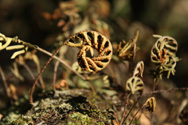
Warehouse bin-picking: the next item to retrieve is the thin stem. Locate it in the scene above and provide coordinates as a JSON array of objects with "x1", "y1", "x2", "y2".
[
  {"x1": 36, "y1": 47, "x2": 86, "y2": 80},
  {"x1": 34, "y1": 56, "x2": 45, "y2": 89},
  {"x1": 30, "y1": 44, "x2": 87, "y2": 105},
  {"x1": 7, "y1": 35, "x2": 86, "y2": 80},
  {"x1": 39, "y1": 74, "x2": 45, "y2": 89},
  {"x1": 53, "y1": 49, "x2": 64, "y2": 90},
  {"x1": 146, "y1": 87, "x2": 188, "y2": 95},
  {"x1": 4, "y1": 34, "x2": 87, "y2": 104},
  {"x1": 19, "y1": 63, "x2": 39, "y2": 87},
  {"x1": 120, "y1": 93, "x2": 130, "y2": 125},
  {"x1": 0, "y1": 66, "x2": 11, "y2": 99},
  {"x1": 121, "y1": 94, "x2": 142, "y2": 125},
  {"x1": 37, "y1": 64, "x2": 45, "y2": 89},
  {"x1": 129, "y1": 104, "x2": 145, "y2": 125},
  {"x1": 30, "y1": 47, "x2": 59, "y2": 105},
  {"x1": 22, "y1": 63, "x2": 35, "y2": 80},
  {"x1": 152, "y1": 78, "x2": 159, "y2": 93},
  {"x1": 17, "y1": 60, "x2": 43, "y2": 88},
  {"x1": 114, "y1": 112, "x2": 120, "y2": 125}
]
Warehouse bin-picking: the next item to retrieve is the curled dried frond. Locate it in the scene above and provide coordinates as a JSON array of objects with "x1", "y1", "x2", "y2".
[
  {"x1": 128, "y1": 96, "x2": 156, "y2": 125},
  {"x1": 0, "y1": 33, "x2": 37, "y2": 59},
  {"x1": 58, "y1": 1, "x2": 81, "y2": 32},
  {"x1": 117, "y1": 31, "x2": 139, "y2": 61},
  {"x1": 144, "y1": 97, "x2": 156, "y2": 112},
  {"x1": 151, "y1": 35, "x2": 178, "y2": 64},
  {"x1": 125, "y1": 76, "x2": 144, "y2": 95},
  {"x1": 64, "y1": 30, "x2": 113, "y2": 72},
  {"x1": 151, "y1": 35, "x2": 180, "y2": 79},
  {"x1": 133, "y1": 61, "x2": 144, "y2": 78},
  {"x1": 154, "y1": 35, "x2": 178, "y2": 56}
]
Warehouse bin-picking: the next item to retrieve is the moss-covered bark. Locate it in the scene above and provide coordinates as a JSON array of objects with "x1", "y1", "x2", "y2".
[{"x1": 1, "y1": 89, "x2": 116, "y2": 125}]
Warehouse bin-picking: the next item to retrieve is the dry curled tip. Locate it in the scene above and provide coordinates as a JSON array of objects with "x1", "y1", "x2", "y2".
[
  {"x1": 117, "y1": 30, "x2": 139, "y2": 61},
  {"x1": 144, "y1": 97, "x2": 156, "y2": 112},
  {"x1": 133, "y1": 61, "x2": 144, "y2": 78}
]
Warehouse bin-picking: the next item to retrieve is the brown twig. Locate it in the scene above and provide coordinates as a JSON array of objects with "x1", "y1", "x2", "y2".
[
  {"x1": 36, "y1": 47, "x2": 86, "y2": 80},
  {"x1": 129, "y1": 103, "x2": 145, "y2": 125},
  {"x1": 52, "y1": 48, "x2": 65, "y2": 90},
  {"x1": 146, "y1": 87, "x2": 188, "y2": 95},
  {"x1": 30, "y1": 44, "x2": 87, "y2": 105},
  {"x1": 30, "y1": 46, "x2": 60, "y2": 105},
  {"x1": 120, "y1": 93, "x2": 130, "y2": 125},
  {"x1": 37, "y1": 65, "x2": 45, "y2": 90},
  {"x1": 120, "y1": 94, "x2": 142, "y2": 125}
]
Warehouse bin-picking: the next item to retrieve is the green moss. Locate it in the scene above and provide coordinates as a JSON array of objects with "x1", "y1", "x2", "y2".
[
  {"x1": 12, "y1": 115, "x2": 34, "y2": 125},
  {"x1": 1, "y1": 89, "x2": 116, "y2": 125},
  {"x1": 0, "y1": 112, "x2": 21, "y2": 124},
  {"x1": 67, "y1": 112, "x2": 105, "y2": 125}
]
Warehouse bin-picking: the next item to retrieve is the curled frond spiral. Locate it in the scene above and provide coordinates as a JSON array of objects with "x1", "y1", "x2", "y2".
[{"x1": 64, "y1": 31, "x2": 113, "y2": 72}]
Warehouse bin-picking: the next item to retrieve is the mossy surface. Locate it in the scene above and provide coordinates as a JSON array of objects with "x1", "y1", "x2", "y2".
[{"x1": 1, "y1": 89, "x2": 116, "y2": 125}]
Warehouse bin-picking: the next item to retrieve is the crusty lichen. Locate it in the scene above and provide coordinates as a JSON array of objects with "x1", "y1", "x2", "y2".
[{"x1": 1, "y1": 89, "x2": 116, "y2": 125}]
